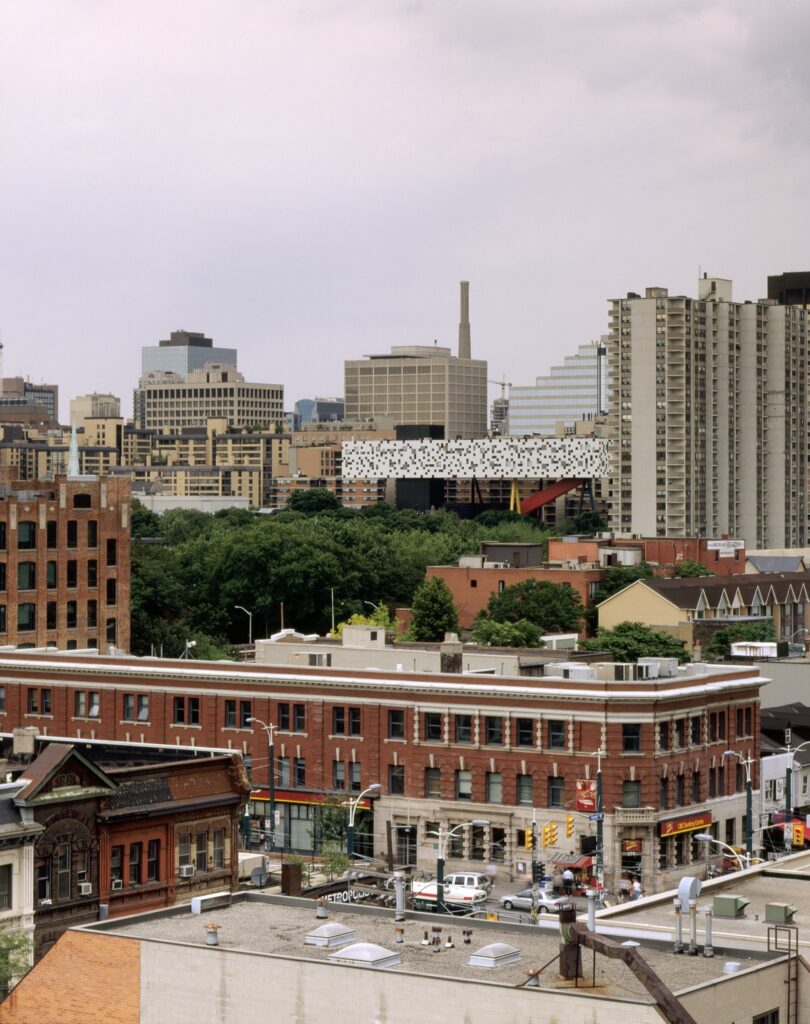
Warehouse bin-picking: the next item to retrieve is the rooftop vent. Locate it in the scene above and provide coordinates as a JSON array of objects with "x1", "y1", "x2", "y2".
[
  {"x1": 327, "y1": 942, "x2": 401, "y2": 969},
  {"x1": 305, "y1": 922, "x2": 357, "y2": 948},
  {"x1": 468, "y1": 942, "x2": 521, "y2": 969}
]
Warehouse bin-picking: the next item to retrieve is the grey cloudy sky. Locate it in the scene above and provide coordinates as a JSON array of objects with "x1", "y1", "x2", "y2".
[{"x1": 3, "y1": 0, "x2": 810, "y2": 420}]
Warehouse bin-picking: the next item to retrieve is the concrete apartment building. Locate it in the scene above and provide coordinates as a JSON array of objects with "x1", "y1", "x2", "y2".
[
  {"x1": 507, "y1": 339, "x2": 608, "y2": 437},
  {"x1": 344, "y1": 282, "x2": 488, "y2": 439},
  {"x1": 0, "y1": 649, "x2": 763, "y2": 896},
  {"x1": 68, "y1": 392, "x2": 121, "y2": 428},
  {"x1": 606, "y1": 276, "x2": 809, "y2": 546},
  {"x1": 0, "y1": 470, "x2": 131, "y2": 651}
]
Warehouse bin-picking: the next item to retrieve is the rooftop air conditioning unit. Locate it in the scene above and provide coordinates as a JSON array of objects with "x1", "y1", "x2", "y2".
[
  {"x1": 111, "y1": 879, "x2": 124, "y2": 891},
  {"x1": 179, "y1": 864, "x2": 196, "y2": 878},
  {"x1": 79, "y1": 882, "x2": 93, "y2": 896}
]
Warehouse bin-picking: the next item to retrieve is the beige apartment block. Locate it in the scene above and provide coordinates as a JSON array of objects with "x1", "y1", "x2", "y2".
[
  {"x1": 607, "y1": 276, "x2": 809, "y2": 546},
  {"x1": 133, "y1": 364, "x2": 283, "y2": 433},
  {"x1": 69, "y1": 393, "x2": 121, "y2": 428}
]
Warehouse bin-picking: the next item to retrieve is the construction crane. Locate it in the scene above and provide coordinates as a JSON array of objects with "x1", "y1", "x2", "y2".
[{"x1": 488, "y1": 375, "x2": 512, "y2": 400}]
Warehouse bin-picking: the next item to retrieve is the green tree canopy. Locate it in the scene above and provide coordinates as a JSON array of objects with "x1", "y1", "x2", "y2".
[
  {"x1": 482, "y1": 579, "x2": 583, "y2": 634},
  {"x1": 130, "y1": 499, "x2": 163, "y2": 539},
  {"x1": 287, "y1": 489, "x2": 343, "y2": 514},
  {"x1": 705, "y1": 620, "x2": 775, "y2": 660},
  {"x1": 470, "y1": 617, "x2": 544, "y2": 648},
  {"x1": 407, "y1": 577, "x2": 460, "y2": 642},
  {"x1": 673, "y1": 559, "x2": 714, "y2": 578},
  {"x1": 330, "y1": 606, "x2": 395, "y2": 638},
  {"x1": 592, "y1": 563, "x2": 654, "y2": 605},
  {"x1": 0, "y1": 924, "x2": 31, "y2": 994},
  {"x1": 579, "y1": 621, "x2": 689, "y2": 663}
]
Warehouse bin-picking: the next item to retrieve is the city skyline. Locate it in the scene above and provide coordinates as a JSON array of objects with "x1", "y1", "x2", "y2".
[{"x1": 4, "y1": 2, "x2": 810, "y2": 417}]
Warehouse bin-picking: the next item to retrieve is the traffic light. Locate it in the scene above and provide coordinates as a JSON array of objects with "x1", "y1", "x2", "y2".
[
  {"x1": 524, "y1": 827, "x2": 534, "y2": 851},
  {"x1": 532, "y1": 860, "x2": 544, "y2": 883},
  {"x1": 566, "y1": 814, "x2": 575, "y2": 839},
  {"x1": 793, "y1": 822, "x2": 805, "y2": 847},
  {"x1": 542, "y1": 821, "x2": 558, "y2": 847}
]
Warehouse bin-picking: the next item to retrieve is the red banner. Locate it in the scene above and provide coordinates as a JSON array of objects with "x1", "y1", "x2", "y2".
[
  {"x1": 659, "y1": 812, "x2": 712, "y2": 838},
  {"x1": 621, "y1": 839, "x2": 643, "y2": 853},
  {"x1": 576, "y1": 779, "x2": 597, "y2": 812}
]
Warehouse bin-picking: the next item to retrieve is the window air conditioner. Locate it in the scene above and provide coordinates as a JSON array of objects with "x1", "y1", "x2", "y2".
[
  {"x1": 111, "y1": 879, "x2": 124, "y2": 891},
  {"x1": 78, "y1": 882, "x2": 93, "y2": 896},
  {"x1": 179, "y1": 864, "x2": 196, "y2": 878}
]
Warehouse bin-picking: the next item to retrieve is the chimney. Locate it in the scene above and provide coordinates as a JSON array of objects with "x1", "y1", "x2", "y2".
[{"x1": 458, "y1": 281, "x2": 471, "y2": 359}]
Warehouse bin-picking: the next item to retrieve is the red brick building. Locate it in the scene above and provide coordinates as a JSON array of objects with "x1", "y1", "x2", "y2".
[
  {"x1": 0, "y1": 650, "x2": 764, "y2": 895},
  {"x1": 11, "y1": 741, "x2": 249, "y2": 958},
  {"x1": 0, "y1": 470, "x2": 131, "y2": 652}
]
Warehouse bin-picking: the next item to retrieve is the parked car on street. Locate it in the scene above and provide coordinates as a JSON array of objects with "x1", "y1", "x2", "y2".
[
  {"x1": 499, "y1": 889, "x2": 567, "y2": 914},
  {"x1": 442, "y1": 871, "x2": 494, "y2": 894}
]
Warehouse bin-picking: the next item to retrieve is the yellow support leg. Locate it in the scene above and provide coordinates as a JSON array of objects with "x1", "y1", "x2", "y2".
[{"x1": 509, "y1": 480, "x2": 522, "y2": 514}]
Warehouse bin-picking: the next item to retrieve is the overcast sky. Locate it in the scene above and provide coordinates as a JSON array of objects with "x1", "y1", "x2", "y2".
[{"x1": 3, "y1": 0, "x2": 810, "y2": 420}]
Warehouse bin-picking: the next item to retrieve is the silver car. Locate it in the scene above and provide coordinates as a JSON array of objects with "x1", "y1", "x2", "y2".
[{"x1": 499, "y1": 889, "x2": 567, "y2": 914}]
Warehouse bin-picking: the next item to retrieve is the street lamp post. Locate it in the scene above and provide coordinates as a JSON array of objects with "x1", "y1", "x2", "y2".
[
  {"x1": 695, "y1": 833, "x2": 748, "y2": 872},
  {"x1": 247, "y1": 717, "x2": 277, "y2": 851},
  {"x1": 723, "y1": 750, "x2": 754, "y2": 862},
  {"x1": 347, "y1": 783, "x2": 381, "y2": 860},
  {"x1": 592, "y1": 748, "x2": 606, "y2": 891},
  {"x1": 428, "y1": 820, "x2": 489, "y2": 914},
  {"x1": 234, "y1": 605, "x2": 253, "y2": 647},
  {"x1": 777, "y1": 734, "x2": 810, "y2": 853}
]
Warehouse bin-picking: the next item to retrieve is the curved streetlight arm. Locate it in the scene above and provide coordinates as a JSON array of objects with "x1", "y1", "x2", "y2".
[
  {"x1": 348, "y1": 783, "x2": 381, "y2": 826},
  {"x1": 247, "y1": 716, "x2": 276, "y2": 742},
  {"x1": 695, "y1": 833, "x2": 747, "y2": 872}
]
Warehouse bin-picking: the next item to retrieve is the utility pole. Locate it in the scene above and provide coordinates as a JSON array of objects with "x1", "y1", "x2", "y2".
[
  {"x1": 530, "y1": 812, "x2": 539, "y2": 923},
  {"x1": 593, "y1": 748, "x2": 605, "y2": 891}
]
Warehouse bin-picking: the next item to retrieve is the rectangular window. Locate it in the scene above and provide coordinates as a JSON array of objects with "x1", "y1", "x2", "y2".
[
  {"x1": 486, "y1": 771, "x2": 502, "y2": 803},
  {"x1": 692, "y1": 771, "x2": 700, "y2": 803},
  {"x1": 87, "y1": 520, "x2": 98, "y2": 548},
  {"x1": 0, "y1": 523, "x2": 6, "y2": 550},
  {"x1": 675, "y1": 719, "x2": 686, "y2": 748},
  {"x1": 106, "y1": 578, "x2": 117, "y2": 606},
  {"x1": 123, "y1": 694, "x2": 135, "y2": 720},
  {"x1": 195, "y1": 832, "x2": 208, "y2": 872},
  {"x1": 46, "y1": 602, "x2": 57, "y2": 630},
  {"x1": 87, "y1": 560, "x2": 97, "y2": 588},
  {"x1": 622, "y1": 780, "x2": 641, "y2": 807},
  {"x1": 456, "y1": 769, "x2": 472, "y2": 800},
  {"x1": 106, "y1": 617, "x2": 117, "y2": 645},
  {"x1": 659, "y1": 776, "x2": 668, "y2": 808},
  {"x1": 46, "y1": 521, "x2": 57, "y2": 548},
  {"x1": 691, "y1": 715, "x2": 701, "y2": 745},
  {"x1": 548, "y1": 720, "x2": 566, "y2": 749},
  {"x1": 332, "y1": 760, "x2": 345, "y2": 790},
  {"x1": 516, "y1": 773, "x2": 533, "y2": 805},
  {"x1": 277, "y1": 757, "x2": 290, "y2": 787},
  {"x1": 484, "y1": 716, "x2": 503, "y2": 745},
  {"x1": 623, "y1": 724, "x2": 642, "y2": 752},
  {"x1": 67, "y1": 521, "x2": 78, "y2": 548},
  {"x1": 74, "y1": 691, "x2": 86, "y2": 718},
  {"x1": 0, "y1": 605, "x2": 6, "y2": 633},
  {"x1": 18, "y1": 521, "x2": 36, "y2": 550},
  {"x1": 147, "y1": 839, "x2": 160, "y2": 881},
  {"x1": 37, "y1": 862, "x2": 50, "y2": 902},
  {"x1": 18, "y1": 603, "x2": 36, "y2": 632},
  {"x1": 515, "y1": 718, "x2": 533, "y2": 747},
  {"x1": 424, "y1": 712, "x2": 442, "y2": 741},
  {"x1": 224, "y1": 700, "x2": 236, "y2": 727},
  {"x1": 46, "y1": 561, "x2": 56, "y2": 589},
  {"x1": 111, "y1": 844, "x2": 124, "y2": 881},
  {"x1": 278, "y1": 703, "x2": 290, "y2": 730},
  {"x1": 88, "y1": 692, "x2": 100, "y2": 717},
  {"x1": 18, "y1": 561, "x2": 36, "y2": 590},
  {"x1": 129, "y1": 843, "x2": 142, "y2": 885},
  {"x1": 106, "y1": 538, "x2": 117, "y2": 566},
  {"x1": 138, "y1": 695, "x2": 149, "y2": 721},
  {"x1": 752, "y1": 1011, "x2": 779, "y2": 1024},
  {"x1": 424, "y1": 767, "x2": 441, "y2": 799},
  {"x1": 188, "y1": 697, "x2": 200, "y2": 725},
  {"x1": 173, "y1": 697, "x2": 186, "y2": 724},
  {"x1": 66, "y1": 601, "x2": 77, "y2": 629},
  {"x1": 708, "y1": 767, "x2": 716, "y2": 799},
  {"x1": 57, "y1": 842, "x2": 71, "y2": 900},
  {"x1": 548, "y1": 776, "x2": 564, "y2": 808},
  {"x1": 388, "y1": 764, "x2": 405, "y2": 795},
  {"x1": 349, "y1": 707, "x2": 361, "y2": 736},
  {"x1": 27, "y1": 689, "x2": 38, "y2": 715},
  {"x1": 455, "y1": 714, "x2": 472, "y2": 743},
  {"x1": 0, "y1": 865, "x2": 12, "y2": 910},
  {"x1": 239, "y1": 701, "x2": 251, "y2": 728},
  {"x1": 213, "y1": 829, "x2": 225, "y2": 870},
  {"x1": 350, "y1": 762, "x2": 361, "y2": 792},
  {"x1": 66, "y1": 560, "x2": 77, "y2": 588},
  {"x1": 0, "y1": 687, "x2": 5, "y2": 714},
  {"x1": 87, "y1": 599, "x2": 98, "y2": 628},
  {"x1": 293, "y1": 703, "x2": 306, "y2": 731},
  {"x1": 659, "y1": 722, "x2": 670, "y2": 751},
  {"x1": 388, "y1": 709, "x2": 405, "y2": 739},
  {"x1": 294, "y1": 758, "x2": 306, "y2": 787},
  {"x1": 332, "y1": 707, "x2": 345, "y2": 734},
  {"x1": 178, "y1": 834, "x2": 191, "y2": 867}
]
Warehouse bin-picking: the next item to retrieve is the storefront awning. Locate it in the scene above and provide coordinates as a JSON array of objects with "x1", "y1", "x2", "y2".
[
  {"x1": 249, "y1": 788, "x2": 373, "y2": 810},
  {"x1": 550, "y1": 854, "x2": 593, "y2": 871}
]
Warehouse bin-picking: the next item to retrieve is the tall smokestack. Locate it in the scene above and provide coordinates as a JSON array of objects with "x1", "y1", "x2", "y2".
[{"x1": 458, "y1": 280, "x2": 471, "y2": 359}]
